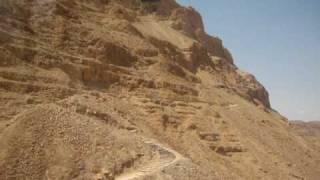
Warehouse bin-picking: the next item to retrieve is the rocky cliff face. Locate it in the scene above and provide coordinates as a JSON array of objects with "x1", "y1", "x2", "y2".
[{"x1": 0, "y1": 0, "x2": 319, "y2": 179}]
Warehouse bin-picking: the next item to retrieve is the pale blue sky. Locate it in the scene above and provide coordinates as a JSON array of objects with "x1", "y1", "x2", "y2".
[{"x1": 178, "y1": 0, "x2": 320, "y2": 121}]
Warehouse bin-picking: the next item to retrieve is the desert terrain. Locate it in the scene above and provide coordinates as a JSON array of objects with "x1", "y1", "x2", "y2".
[{"x1": 0, "y1": 0, "x2": 319, "y2": 179}]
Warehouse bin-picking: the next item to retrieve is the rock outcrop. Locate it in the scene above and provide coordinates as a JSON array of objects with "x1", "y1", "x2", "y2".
[{"x1": 0, "y1": 0, "x2": 319, "y2": 179}]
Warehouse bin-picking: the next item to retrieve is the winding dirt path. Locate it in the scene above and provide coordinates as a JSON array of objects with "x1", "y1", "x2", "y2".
[{"x1": 115, "y1": 138, "x2": 184, "y2": 180}]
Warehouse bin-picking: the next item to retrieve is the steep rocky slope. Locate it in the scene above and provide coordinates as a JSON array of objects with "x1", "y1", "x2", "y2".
[{"x1": 0, "y1": 0, "x2": 319, "y2": 179}]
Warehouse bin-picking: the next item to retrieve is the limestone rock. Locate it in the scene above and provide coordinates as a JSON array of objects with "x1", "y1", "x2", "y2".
[{"x1": 0, "y1": 0, "x2": 319, "y2": 180}]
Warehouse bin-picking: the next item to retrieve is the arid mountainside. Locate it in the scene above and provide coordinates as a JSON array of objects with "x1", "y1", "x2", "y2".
[
  {"x1": 290, "y1": 121, "x2": 320, "y2": 152},
  {"x1": 0, "y1": 0, "x2": 319, "y2": 179},
  {"x1": 291, "y1": 121, "x2": 320, "y2": 137}
]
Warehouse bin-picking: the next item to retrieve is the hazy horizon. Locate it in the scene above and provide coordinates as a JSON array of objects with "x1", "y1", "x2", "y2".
[{"x1": 178, "y1": 0, "x2": 320, "y2": 121}]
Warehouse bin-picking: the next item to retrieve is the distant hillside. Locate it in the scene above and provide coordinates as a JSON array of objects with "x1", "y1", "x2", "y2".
[{"x1": 291, "y1": 121, "x2": 320, "y2": 137}]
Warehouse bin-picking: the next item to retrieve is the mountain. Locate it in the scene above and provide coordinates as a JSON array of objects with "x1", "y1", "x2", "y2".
[
  {"x1": 0, "y1": 0, "x2": 319, "y2": 179},
  {"x1": 290, "y1": 120, "x2": 320, "y2": 146}
]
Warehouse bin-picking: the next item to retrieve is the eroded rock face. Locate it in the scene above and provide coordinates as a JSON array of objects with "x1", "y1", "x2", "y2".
[
  {"x1": 0, "y1": 0, "x2": 319, "y2": 180},
  {"x1": 236, "y1": 70, "x2": 271, "y2": 108},
  {"x1": 171, "y1": 6, "x2": 234, "y2": 64}
]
